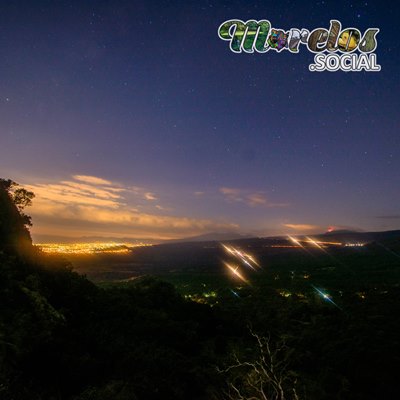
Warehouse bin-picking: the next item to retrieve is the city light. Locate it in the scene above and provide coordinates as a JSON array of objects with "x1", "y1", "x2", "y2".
[{"x1": 36, "y1": 242, "x2": 151, "y2": 255}]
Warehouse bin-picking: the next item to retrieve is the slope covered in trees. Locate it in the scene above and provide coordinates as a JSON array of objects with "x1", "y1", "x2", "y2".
[
  {"x1": 0, "y1": 180, "x2": 234, "y2": 399},
  {"x1": 1, "y1": 179, "x2": 399, "y2": 400}
]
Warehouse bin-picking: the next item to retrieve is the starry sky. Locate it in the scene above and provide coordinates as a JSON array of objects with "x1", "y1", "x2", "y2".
[{"x1": 0, "y1": 0, "x2": 399, "y2": 241}]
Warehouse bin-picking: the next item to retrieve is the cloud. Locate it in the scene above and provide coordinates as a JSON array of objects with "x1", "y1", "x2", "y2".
[
  {"x1": 219, "y1": 187, "x2": 288, "y2": 208},
  {"x1": 219, "y1": 187, "x2": 242, "y2": 203},
  {"x1": 375, "y1": 215, "x2": 400, "y2": 220},
  {"x1": 246, "y1": 193, "x2": 268, "y2": 207},
  {"x1": 26, "y1": 175, "x2": 238, "y2": 240},
  {"x1": 283, "y1": 224, "x2": 319, "y2": 231},
  {"x1": 25, "y1": 181, "x2": 123, "y2": 209},
  {"x1": 73, "y1": 175, "x2": 112, "y2": 185},
  {"x1": 144, "y1": 192, "x2": 157, "y2": 201}
]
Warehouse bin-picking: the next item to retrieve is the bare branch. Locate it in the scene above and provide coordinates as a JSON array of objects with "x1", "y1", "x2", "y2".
[{"x1": 218, "y1": 328, "x2": 300, "y2": 400}]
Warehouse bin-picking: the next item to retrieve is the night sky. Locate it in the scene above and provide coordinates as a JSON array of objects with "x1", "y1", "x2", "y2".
[{"x1": 0, "y1": 0, "x2": 399, "y2": 241}]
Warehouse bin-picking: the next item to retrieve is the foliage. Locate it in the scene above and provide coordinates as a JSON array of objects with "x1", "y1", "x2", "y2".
[
  {"x1": 1, "y1": 178, "x2": 399, "y2": 399},
  {"x1": 0, "y1": 178, "x2": 34, "y2": 253}
]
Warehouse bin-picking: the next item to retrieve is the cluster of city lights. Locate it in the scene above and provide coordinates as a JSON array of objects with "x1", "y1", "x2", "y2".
[
  {"x1": 37, "y1": 242, "x2": 151, "y2": 255},
  {"x1": 184, "y1": 291, "x2": 218, "y2": 305},
  {"x1": 288, "y1": 236, "x2": 365, "y2": 248}
]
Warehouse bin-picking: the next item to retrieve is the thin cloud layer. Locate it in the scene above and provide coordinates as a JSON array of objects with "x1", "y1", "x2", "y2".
[
  {"x1": 73, "y1": 175, "x2": 113, "y2": 186},
  {"x1": 283, "y1": 223, "x2": 319, "y2": 231},
  {"x1": 219, "y1": 187, "x2": 288, "y2": 208},
  {"x1": 144, "y1": 192, "x2": 157, "y2": 201}
]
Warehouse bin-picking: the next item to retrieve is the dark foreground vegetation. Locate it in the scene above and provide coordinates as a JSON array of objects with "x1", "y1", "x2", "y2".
[{"x1": 1, "y1": 179, "x2": 399, "y2": 399}]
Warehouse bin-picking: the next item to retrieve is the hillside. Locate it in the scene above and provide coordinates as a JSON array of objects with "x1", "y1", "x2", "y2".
[{"x1": 1, "y1": 180, "x2": 400, "y2": 400}]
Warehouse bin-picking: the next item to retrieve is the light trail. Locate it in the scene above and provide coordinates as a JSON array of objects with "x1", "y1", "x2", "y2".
[
  {"x1": 305, "y1": 237, "x2": 352, "y2": 270},
  {"x1": 287, "y1": 235, "x2": 317, "y2": 257},
  {"x1": 242, "y1": 258, "x2": 256, "y2": 270},
  {"x1": 245, "y1": 253, "x2": 260, "y2": 267},
  {"x1": 288, "y1": 236, "x2": 342, "y2": 248},
  {"x1": 288, "y1": 235, "x2": 304, "y2": 248},
  {"x1": 307, "y1": 240, "x2": 342, "y2": 246},
  {"x1": 224, "y1": 262, "x2": 250, "y2": 284},
  {"x1": 376, "y1": 242, "x2": 400, "y2": 259},
  {"x1": 305, "y1": 237, "x2": 337, "y2": 259},
  {"x1": 221, "y1": 244, "x2": 261, "y2": 286},
  {"x1": 306, "y1": 237, "x2": 325, "y2": 250},
  {"x1": 221, "y1": 244, "x2": 260, "y2": 269},
  {"x1": 222, "y1": 244, "x2": 235, "y2": 255}
]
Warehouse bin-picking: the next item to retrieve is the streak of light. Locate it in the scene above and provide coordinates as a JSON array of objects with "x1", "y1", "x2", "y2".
[
  {"x1": 288, "y1": 235, "x2": 304, "y2": 248},
  {"x1": 306, "y1": 237, "x2": 352, "y2": 269},
  {"x1": 230, "y1": 289, "x2": 241, "y2": 298},
  {"x1": 306, "y1": 237, "x2": 325, "y2": 249},
  {"x1": 312, "y1": 241, "x2": 342, "y2": 246},
  {"x1": 311, "y1": 285, "x2": 342, "y2": 310},
  {"x1": 376, "y1": 242, "x2": 400, "y2": 259},
  {"x1": 305, "y1": 237, "x2": 334, "y2": 258},
  {"x1": 222, "y1": 244, "x2": 235, "y2": 255},
  {"x1": 221, "y1": 244, "x2": 260, "y2": 269},
  {"x1": 287, "y1": 236, "x2": 349, "y2": 270},
  {"x1": 224, "y1": 262, "x2": 249, "y2": 284},
  {"x1": 245, "y1": 253, "x2": 260, "y2": 267},
  {"x1": 305, "y1": 239, "x2": 342, "y2": 246},
  {"x1": 242, "y1": 258, "x2": 256, "y2": 270},
  {"x1": 288, "y1": 237, "x2": 342, "y2": 247},
  {"x1": 287, "y1": 235, "x2": 316, "y2": 257}
]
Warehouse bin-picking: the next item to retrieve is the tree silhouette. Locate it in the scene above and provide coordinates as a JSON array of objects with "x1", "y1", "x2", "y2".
[{"x1": 0, "y1": 178, "x2": 34, "y2": 253}]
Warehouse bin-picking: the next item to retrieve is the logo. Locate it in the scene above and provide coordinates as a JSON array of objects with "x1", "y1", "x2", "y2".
[{"x1": 218, "y1": 19, "x2": 380, "y2": 72}]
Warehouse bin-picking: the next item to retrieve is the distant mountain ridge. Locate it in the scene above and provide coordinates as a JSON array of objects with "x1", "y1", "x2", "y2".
[
  {"x1": 162, "y1": 232, "x2": 250, "y2": 244},
  {"x1": 33, "y1": 229, "x2": 400, "y2": 247},
  {"x1": 33, "y1": 232, "x2": 250, "y2": 245},
  {"x1": 317, "y1": 229, "x2": 400, "y2": 243}
]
